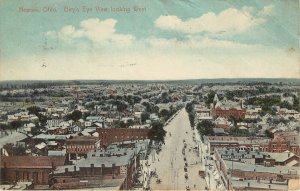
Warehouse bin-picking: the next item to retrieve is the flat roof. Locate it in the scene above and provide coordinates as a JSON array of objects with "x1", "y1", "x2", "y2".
[{"x1": 224, "y1": 160, "x2": 299, "y2": 175}]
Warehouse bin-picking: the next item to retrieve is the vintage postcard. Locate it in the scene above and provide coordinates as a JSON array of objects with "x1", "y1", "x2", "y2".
[{"x1": 0, "y1": 0, "x2": 299, "y2": 190}]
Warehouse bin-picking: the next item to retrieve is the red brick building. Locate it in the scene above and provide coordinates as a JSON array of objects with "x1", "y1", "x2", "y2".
[
  {"x1": 212, "y1": 106, "x2": 246, "y2": 119},
  {"x1": 267, "y1": 131, "x2": 300, "y2": 156},
  {"x1": 49, "y1": 149, "x2": 140, "y2": 190},
  {"x1": 1, "y1": 156, "x2": 65, "y2": 185},
  {"x1": 206, "y1": 134, "x2": 300, "y2": 156},
  {"x1": 211, "y1": 95, "x2": 246, "y2": 119},
  {"x1": 66, "y1": 136, "x2": 100, "y2": 160},
  {"x1": 97, "y1": 128, "x2": 150, "y2": 148}
]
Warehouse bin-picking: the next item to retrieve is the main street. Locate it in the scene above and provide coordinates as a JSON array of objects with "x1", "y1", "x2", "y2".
[{"x1": 144, "y1": 109, "x2": 207, "y2": 190}]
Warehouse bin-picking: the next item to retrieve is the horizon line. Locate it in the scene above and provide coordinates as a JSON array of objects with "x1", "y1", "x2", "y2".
[{"x1": 0, "y1": 77, "x2": 299, "y2": 83}]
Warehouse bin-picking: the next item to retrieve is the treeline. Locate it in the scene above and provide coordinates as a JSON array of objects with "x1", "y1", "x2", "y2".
[{"x1": 185, "y1": 102, "x2": 195, "y2": 128}]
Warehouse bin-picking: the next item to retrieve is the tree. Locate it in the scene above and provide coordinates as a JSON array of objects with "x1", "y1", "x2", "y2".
[
  {"x1": 119, "y1": 121, "x2": 127, "y2": 128},
  {"x1": 31, "y1": 126, "x2": 41, "y2": 135},
  {"x1": 159, "y1": 109, "x2": 170, "y2": 119},
  {"x1": 189, "y1": 113, "x2": 195, "y2": 127},
  {"x1": 229, "y1": 126, "x2": 250, "y2": 136},
  {"x1": 66, "y1": 110, "x2": 82, "y2": 121},
  {"x1": 197, "y1": 120, "x2": 214, "y2": 137},
  {"x1": 264, "y1": 130, "x2": 273, "y2": 138},
  {"x1": 27, "y1": 106, "x2": 42, "y2": 116},
  {"x1": 204, "y1": 91, "x2": 216, "y2": 107},
  {"x1": 141, "y1": 112, "x2": 150, "y2": 124},
  {"x1": 133, "y1": 96, "x2": 142, "y2": 104},
  {"x1": 10, "y1": 120, "x2": 22, "y2": 130},
  {"x1": 185, "y1": 102, "x2": 194, "y2": 113},
  {"x1": 115, "y1": 100, "x2": 128, "y2": 119},
  {"x1": 127, "y1": 119, "x2": 134, "y2": 127},
  {"x1": 148, "y1": 122, "x2": 166, "y2": 144},
  {"x1": 292, "y1": 94, "x2": 300, "y2": 111},
  {"x1": 3, "y1": 143, "x2": 26, "y2": 156},
  {"x1": 280, "y1": 101, "x2": 293, "y2": 110}
]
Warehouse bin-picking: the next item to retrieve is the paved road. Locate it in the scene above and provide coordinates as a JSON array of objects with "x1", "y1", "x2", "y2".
[{"x1": 145, "y1": 109, "x2": 207, "y2": 190}]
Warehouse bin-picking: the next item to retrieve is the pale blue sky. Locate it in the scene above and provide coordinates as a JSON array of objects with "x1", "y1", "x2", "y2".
[{"x1": 0, "y1": 0, "x2": 299, "y2": 80}]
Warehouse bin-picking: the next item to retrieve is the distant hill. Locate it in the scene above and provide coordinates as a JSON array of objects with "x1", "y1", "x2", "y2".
[{"x1": 0, "y1": 78, "x2": 299, "y2": 87}]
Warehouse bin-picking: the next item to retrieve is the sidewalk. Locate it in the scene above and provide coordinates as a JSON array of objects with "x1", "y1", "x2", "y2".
[{"x1": 194, "y1": 128, "x2": 226, "y2": 191}]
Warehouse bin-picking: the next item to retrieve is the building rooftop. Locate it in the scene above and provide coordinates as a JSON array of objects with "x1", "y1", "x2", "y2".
[
  {"x1": 231, "y1": 179, "x2": 288, "y2": 190},
  {"x1": 264, "y1": 151, "x2": 297, "y2": 163},
  {"x1": 216, "y1": 148, "x2": 265, "y2": 160},
  {"x1": 205, "y1": 136, "x2": 271, "y2": 145},
  {"x1": 224, "y1": 160, "x2": 299, "y2": 175},
  {"x1": 54, "y1": 149, "x2": 135, "y2": 174},
  {"x1": 66, "y1": 136, "x2": 99, "y2": 143},
  {"x1": 1, "y1": 156, "x2": 66, "y2": 169}
]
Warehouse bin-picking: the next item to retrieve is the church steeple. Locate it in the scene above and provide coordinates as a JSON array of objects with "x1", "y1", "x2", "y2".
[{"x1": 213, "y1": 93, "x2": 219, "y2": 104}]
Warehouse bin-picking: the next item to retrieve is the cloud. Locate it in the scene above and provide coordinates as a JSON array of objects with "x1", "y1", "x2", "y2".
[
  {"x1": 146, "y1": 36, "x2": 263, "y2": 50},
  {"x1": 155, "y1": 7, "x2": 268, "y2": 34},
  {"x1": 258, "y1": 5, "x2": 274, "y2": 17},
  {"x1": 48, "y1": 18, "x2": 135, "y2": 46}
]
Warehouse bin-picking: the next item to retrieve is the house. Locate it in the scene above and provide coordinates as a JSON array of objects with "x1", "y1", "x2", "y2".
[
  {"x1": 84, "y1": 121, "x2": 92, "y2": 127},
  {"x1": 68, "y1": 125, "x2": 82, "y2": 134},
  {"x1": 215, "y1": 117, "x2": 231, "y2": 129},
  {"x1": 23, "y1": 123, "x2": 36, "y2": 132},
  {"x1": 7, "y1": 115, "x2": 18, "y2": 122},
  {"x1": 149, "y1": 113, "x2": 159, "y2": 121},
  {"x1": 47, "y1": 119, "x2": 63, "y2": 128},
  {"x1": 86, "y1": 116, "x2": 105, "y2": 123}
]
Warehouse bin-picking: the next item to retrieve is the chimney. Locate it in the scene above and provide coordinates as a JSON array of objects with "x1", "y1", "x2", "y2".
[
  {"x1": 65, "y1": 168, "x2": 68, "y2": 173},
  {"x1": 74, "y1": 166, "x2": 76, "y2": 172}
]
